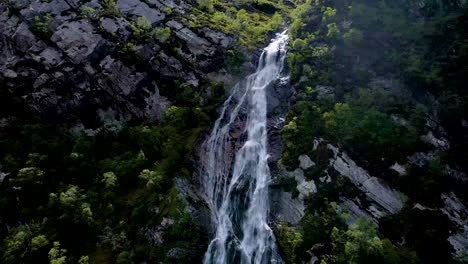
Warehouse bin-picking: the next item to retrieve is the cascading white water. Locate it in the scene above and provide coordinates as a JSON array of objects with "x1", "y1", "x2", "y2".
[{"x1": 201, "y1": 31, "x2": 288, "y2": 264}]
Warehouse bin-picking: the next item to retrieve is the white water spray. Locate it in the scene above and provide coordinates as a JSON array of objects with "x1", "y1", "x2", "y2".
[{"x1": 201, "y1": 31, "x2": 288, "y2": 264}]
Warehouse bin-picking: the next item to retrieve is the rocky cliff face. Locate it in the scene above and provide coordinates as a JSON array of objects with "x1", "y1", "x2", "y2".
[{"x1": 0, "y1": 0, "x2": 236, "y2": 128}]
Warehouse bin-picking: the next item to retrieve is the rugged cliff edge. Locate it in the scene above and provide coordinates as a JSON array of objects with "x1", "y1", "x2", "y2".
[{"x1": 0, "y1": 0, "x2": 239, "y2": 128}]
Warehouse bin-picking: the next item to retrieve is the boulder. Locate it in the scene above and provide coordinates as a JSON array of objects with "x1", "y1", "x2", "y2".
[
  {"x1": 151, "y1": 51, "x2": 183, "y2": 77},
  {"x1": 390, "y1": 162, "x2": 407, "y2": 176},
  {"x1": 298, "y1": 155, "x2": 315, "y2": 170},
  {"x1": 117, "y1": 0, "x2": 165, "y2": 25},
  {"x1": 51, "y1": 20, "x2": 103, "y2": 64},
  {"x1": 166, "y1": 20, "x2": 183, "y2": 31},
  {"x1": 315, "y1": 85, "x2": 334, "y2": 99},
  {"x1": 98, "y1": 56, "x2": 145, "y2": 95},
  {"x1": 33, "y1": 73, "x2": 50, "y2": 89},
  {"x1": 3, "y1": 69, "x2": 18, "y2": 78},
  {"x1": 175, "y1": 28, "x2": 213, "y2": 56},
  {"x1": 200, "y1": 27, "x2": 234, "y2": 48},
  {"x1": 20, "y1": 0, "x2": 71, "y2": 21},
  {"x1": 35, "y1": 47, "x2": 64, "y2": 68},
  {"x1": 12, "y1": 22, "x2": 38, "y2": 53},
  {"x1": 99, "y1": 17, "x2": 131, "y2": 39}
]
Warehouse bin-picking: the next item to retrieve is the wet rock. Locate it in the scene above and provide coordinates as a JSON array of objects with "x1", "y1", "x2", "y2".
[
  {"x1": 117, "y1": 0, "x2": 165, "y2": 25},
  {"x1": 174, "y1": 177, "x2": 212, "y2": 233},
  {"x1": 270, "y1": 190, "x2": 305, "y2": 225},
  {"x1": 299, "y1": 155, "x2": 315, "y2": 170},
  {"x1": 51, "y1": 20, "x2": 104, "y2": 64},
  {"x1": 267, "y1": 76, "x2": 291, "y2": 118}
]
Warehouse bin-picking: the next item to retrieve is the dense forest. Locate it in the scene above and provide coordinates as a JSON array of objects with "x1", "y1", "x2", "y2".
[{"x1": 0, "y1": 0, "x2": 467, "y2": 263}]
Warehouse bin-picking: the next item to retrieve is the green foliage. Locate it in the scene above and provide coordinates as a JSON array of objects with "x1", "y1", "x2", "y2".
[
  {"x1": 78, "y1": 255, "x2": 90, "y2": 264},
  {"x1": 322, "y1": 218, "x2": 420, "y2": 264},
  {"x1": 100, "y1": 0, "x2": 120, "y2": 17},
  {"x1": 31, "y1": 13, "x2": 54, "y2": 39},
  {"x1": 49, "y1": 185, "x2": 94, "y2": 225},
  {"x1": 31, "y1": 235, "x2": 49, "y2": 252},
  {"x1": 11, "y1": 166, "x2": 45, "y2": 187},
  {"x1": 102, "y1": 171, "x2": 117, "y2": 188},
  {"x1": 189, "y1": 2, "x2": 284, "y2": 50},
  {"x1": 380, "y1": 208, "x2": 455, "y2": 264},
  {"x1": 399, "y1": 155, "x2": 448, "y2": 206},
  {"x1": 155, "y1": 27, "x2": 171, "y2": 43},
  {"x1": 322, "y1": 6, "x2": 336, "y2": 22},
  {"x1": 116, "y1": 42, "x2": 136, "y2": 57},
  {"x1": 48, "y1": 241, "x2": 67, "y2": 264},
  {"x1": 292, "y1": 38, "x2": 307, "y2": 50},
  {"x1": 81, "y1": 6, "x2": 99, "y2": 20},
  {"x1": 322, "y1": 91, "x2": 423, "y2": 165},
  {"x1": 278, "y1": 225, "x2": 303, "y2": 264},
  {"x1": 138, "y1": 169, "x2": 164, "y2": 188},
  {"x1": 343, "y1": 28, "x2": 363, "y2": 46},
  {"x1": 198, "y1": 0, "x2": 214, "y2": 12},
  {"x1": 130, "y1": 16, "x2": 154, "y2": 43},
  {"x1": 1, "y1": 224, "x2": 48, "y2": 263},
  {"x1": 326, "y1": 23, "x2": 340, "y2": 38}
]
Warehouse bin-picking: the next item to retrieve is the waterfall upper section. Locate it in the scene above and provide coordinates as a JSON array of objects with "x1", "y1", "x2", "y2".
[{"x1": 200, "y1": 31, "x2": 289, "y2": 264}]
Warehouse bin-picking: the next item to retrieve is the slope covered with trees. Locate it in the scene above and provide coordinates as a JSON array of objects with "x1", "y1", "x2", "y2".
[{"x1": 277, "y1": 0, "x2": 468, "y2": 263}]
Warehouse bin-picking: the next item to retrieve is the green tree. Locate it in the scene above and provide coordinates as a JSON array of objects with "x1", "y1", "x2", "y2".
[
  {"x1": 343, "y1": 28, "x2": 363, "y2": 46},
  {"x1": 48, "y1": 241, "x2": 67, "y2": 264},
  {"x1": 102, "y1": 171, "x2": 117, "y2": 188},
  {"x1": 279, "y1": 225, "x2": 303, "y2": 264},
  {"x1": 326, "y1": 23, "x2": 340, "y2": 38},
  {"x1": 31, "y1": 235, "x2": 49, "y2": 252},
  {"x1": 155, "y1": 27, "x2": 171, "y2": 43}
]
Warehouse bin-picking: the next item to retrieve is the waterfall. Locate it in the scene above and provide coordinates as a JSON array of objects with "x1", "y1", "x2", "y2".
[{"x1": 201, "y1": 31, "x2": 288, "y2": 264}]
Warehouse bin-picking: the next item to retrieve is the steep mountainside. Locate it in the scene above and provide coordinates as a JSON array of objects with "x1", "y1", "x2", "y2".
[{"x1": 1, "y1": 0, "x2": 468, "y2": 263}]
